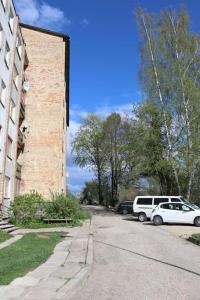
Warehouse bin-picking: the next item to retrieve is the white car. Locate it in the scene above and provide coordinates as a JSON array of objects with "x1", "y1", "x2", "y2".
[
  {"x1": 133, "y1": 196, "x2": 187, "y2": 222},
  {"x1": 151, "y1": 202, "x2": 200, "y2": 226}
]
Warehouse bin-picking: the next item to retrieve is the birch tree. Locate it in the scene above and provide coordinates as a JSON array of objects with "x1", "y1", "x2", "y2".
[
  {"x1": 136, "y1": 8, "x2": 181, "y2": 194},
  {"x1": 135, "y1": 7, "x2": 200, "y2": 198}
]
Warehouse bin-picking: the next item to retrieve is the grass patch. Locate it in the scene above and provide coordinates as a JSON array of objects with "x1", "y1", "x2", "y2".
[
  {"x1": 0, "y1": 232, "x2": 63, "y2": 285},
  {"x1": 0, "y1": 231, "x2": 12, "y2": 243},
  {"x1": 192, "y1": 233, "x2": 200, "y2": 240}
]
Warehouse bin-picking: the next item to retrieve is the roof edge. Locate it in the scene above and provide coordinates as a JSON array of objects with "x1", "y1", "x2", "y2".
[{"x1": 20, "y1": 23, "x2": 70, "y2": 40}]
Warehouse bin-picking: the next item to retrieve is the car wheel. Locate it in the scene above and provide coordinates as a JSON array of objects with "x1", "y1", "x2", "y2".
[
  {"x1": 122, "y1": 209, "x2": 128, "y2": 215},
  {"x1": 153, "y1": 215, "x2": 163, "y2": 226},
  {"x1": 194, "y1": 217, "x2": 200, "y2": 227},
  {"x1": 138, "y1": 213, "x2": 147, "y2": 222}
]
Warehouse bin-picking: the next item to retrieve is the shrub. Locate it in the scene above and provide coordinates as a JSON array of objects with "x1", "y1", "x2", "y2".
[
  {"x1": 10, "y1": 191, "x2": 90, "y2": 227},
  {"x1": 9, "y1": 191, "x2": 45, "y2": 225},
  {"x1": 45, "y1": 192, "x2": 90, "y2": 225}
]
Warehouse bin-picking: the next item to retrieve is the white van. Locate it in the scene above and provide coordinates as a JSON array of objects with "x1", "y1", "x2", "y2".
[{"x1": 133, "y1": 196, "x2": 187, "y2": 222}]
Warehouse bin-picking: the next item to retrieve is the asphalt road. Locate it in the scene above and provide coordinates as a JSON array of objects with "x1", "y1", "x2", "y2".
[{"x1": 71, "y1": 206, "x2": 200, "y2": 300}]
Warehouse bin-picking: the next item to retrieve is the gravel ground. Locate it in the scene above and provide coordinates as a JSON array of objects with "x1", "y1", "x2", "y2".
[{"x1": 70, "y1": 206, "x2": 200, "y2": 300}]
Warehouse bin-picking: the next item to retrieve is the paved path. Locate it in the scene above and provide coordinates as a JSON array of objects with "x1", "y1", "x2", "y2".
[
  {"x1": 0, "y1": 220, "x2": 93, "y2": 300},
  {"x1": 0, "y1": 235, "x2": 23, "y2": 249},
  {"x1": 71, "y1": 206, "x2": 200, "y2": 300}
]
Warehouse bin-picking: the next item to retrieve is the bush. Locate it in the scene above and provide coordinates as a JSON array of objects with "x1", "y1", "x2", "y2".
[
  {"x1": 45, "y1": 192, "x2": 90, "y2": 225},
  {"x1": 10, "y1": 191, "x2": 90, "y2": 227},
  {"x1": 9, "y1": 191, "x2": 45, "y2": 225}
]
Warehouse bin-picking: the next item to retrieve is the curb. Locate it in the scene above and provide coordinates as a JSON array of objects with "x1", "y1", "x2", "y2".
[
  {"x1": 55, "y1": 220, "x2": 94, "y2": 300},
  {"x1": 188, "y1": 236, "x2": 200, "y2": 246},
  {"x1": 0, "y1": 235, "x2": 23, "y2": 250}
]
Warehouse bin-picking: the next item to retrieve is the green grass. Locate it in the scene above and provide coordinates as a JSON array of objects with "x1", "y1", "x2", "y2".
[
  {"x1": 192, "y1": 233, "x2": 200, "y2": 240},
  {"x1": 0, "y1": 232, "x2": 64, "y2": 285},
  {"x1": 0, "y1": 231, "x2": 12, "y2": 243}
]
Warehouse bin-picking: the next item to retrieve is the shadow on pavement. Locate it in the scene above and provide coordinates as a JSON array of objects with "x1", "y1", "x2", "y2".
[{"x1": 122, "y1": 217, "x2": 137, "y2": 222}]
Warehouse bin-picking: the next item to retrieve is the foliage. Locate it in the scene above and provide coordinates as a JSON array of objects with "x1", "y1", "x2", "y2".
[
  {"x1": 81, "y1": 179, "x2": 112, "y2": 206},
  {"x1": 9, "y1": 191, "x2": 46, "y2": 225},
  {"x1": 135, "y1": 7, "x2": 200, "y2": 199},
  {"x1": 81, "y1": 180, "x2": 100, "y2": 204},
  {"x1": 72, "y1": 6, "x2": 200, "y2": 204},
  {"x1": 9, "y1": 191, "x2": 89, "y2": 227},
  {"x1": 45, "y1": 192, "x2": 89, "y2": 225},
  {"x1": 192, "y1": 233, "x2": 200, "y2": 241},
  {"x1": 0, "y1": 232, "x2": 63, "y2": 285},
  {"x1": 118, "y1": 186, "x2": 138, "y2": 202}
]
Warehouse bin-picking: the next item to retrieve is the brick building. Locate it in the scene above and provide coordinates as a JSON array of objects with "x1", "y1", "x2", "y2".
[
  {"x1": 0, "y1": 1, "x2": 69, "y2": 215},
  {"x1": 19, "y1": 24, "x2": 69, "y2": 199}
]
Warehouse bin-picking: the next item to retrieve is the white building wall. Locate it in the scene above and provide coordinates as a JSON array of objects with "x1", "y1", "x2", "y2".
[
  {"x1": 0, "y1": 0, "x2": 17, "y2": 173},
  {"x1": 0, "y1": 0, "x2": 25, "y2": 209}
]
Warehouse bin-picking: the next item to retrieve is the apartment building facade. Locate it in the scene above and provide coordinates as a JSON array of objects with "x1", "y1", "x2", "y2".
[
  {"x1": 0, "y1": 0, "x2": 28, "y2": 213},
  {"x1": 19, "y1": 24, "x2": 69, "y2": 199},
  {"x1": 0, "y1": 1, "x2": 69, "y2": 214}
]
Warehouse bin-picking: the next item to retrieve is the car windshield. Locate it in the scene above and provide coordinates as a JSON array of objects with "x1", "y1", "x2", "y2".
[{"x1": 180, "y1": 197, "x2": 200, "y2": 210}]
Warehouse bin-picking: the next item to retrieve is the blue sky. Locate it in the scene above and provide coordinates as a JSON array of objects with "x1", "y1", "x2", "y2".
[{"x1": 15, "y1": 0, "x2": 200, "y2": 194}]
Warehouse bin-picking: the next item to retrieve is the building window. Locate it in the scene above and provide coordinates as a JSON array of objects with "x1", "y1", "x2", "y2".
[
  {"x1": 10, "y1": 99, "x2": 16, "y2": 122},
  {"x1": 0, "y1": 24, "x2": 4, "y2": 51},
  {"x1": 4, "y1": 176, "x2": 10, "y2": 198},
  {"x1": 16, "y1": 35, "x2": 22, "y2": 58},
  {"x1": 13, "y1": 65, "x2": 19, "y2": 89},
  {"x1": 8, "y1": 8, "x2": 14, "y2": 33},
  {"x1": 0, "y1": 80, "x2": 6, "y2": 106},
  {"x1": 4, "y1": 42, "x2": 10, "y2": 68},
  {"x1": 7, "y1": 136, "x2": 12, "y2": 159}
]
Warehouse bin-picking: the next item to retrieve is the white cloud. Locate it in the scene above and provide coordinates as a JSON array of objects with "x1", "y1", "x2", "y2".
[
  {"x1": 15, "y1": 0, "x2": 71, "y2": 29},
  {"x1": 95, "y1": 103, "x2": 133, "y2": 118},
  {"x1": 80, "y1": 18, "x2": 89, "y2": 29}
]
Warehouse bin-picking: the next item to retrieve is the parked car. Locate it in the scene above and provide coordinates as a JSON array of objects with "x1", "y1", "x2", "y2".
[
  {"x1": 132, "y1": 195, "x2": 194, "y2": 222},
  {"x1": 151, "y1": 202, "x2": 200, "y2": 226},
  {"x1": 117, "y1": 201, "x2": 134, "y2": 215}
]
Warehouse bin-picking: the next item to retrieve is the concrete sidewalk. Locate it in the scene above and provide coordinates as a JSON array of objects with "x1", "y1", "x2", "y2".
[{"x1": 0, "y1": 220, "x2": 93, "y2": 300}]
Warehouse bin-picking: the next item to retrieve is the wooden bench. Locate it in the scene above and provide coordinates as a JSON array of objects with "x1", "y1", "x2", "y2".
[{"x1": 43, "y1": 218, "x2": 72, "y2": 224}]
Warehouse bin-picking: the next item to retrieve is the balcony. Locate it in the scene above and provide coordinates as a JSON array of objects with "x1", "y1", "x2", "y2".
[
  {"x1": 19, "y1": 102, "x2": 25, "y2": 124},
  {"x1": 17, "y1": 129, "x2": 25, "y2": 155}
]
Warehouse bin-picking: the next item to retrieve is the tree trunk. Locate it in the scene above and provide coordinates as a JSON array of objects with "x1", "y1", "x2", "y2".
[
  {"x1": 168, "y1": 13, "x2": 195, "y2": 199},
  {"x1": 141, "y1": 12, "x2": 181, "y2": 194},
  {"x1": 97, "y1": 168, "x2": 103, "y2": 205}
]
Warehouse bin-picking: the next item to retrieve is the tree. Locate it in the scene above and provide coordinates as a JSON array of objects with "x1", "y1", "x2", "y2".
[
  {"x1": 72, "y1": 114, "x2": 106, "y2": 204},
  {"x1": 135, "y1": 8, "x2": 181, "y2": 194},
  {"x1": 134, "y1": 101, "x2": 177, "y2": 194},
  {"x1": 103, "y1": 113, "x2": 132, "y2": 205},
  {"x1": 135, "y1": 7, "x2": 200, "y2": 198},
  {"x1": 81, "y1": 181, "x2": 99, "y2": 204}
]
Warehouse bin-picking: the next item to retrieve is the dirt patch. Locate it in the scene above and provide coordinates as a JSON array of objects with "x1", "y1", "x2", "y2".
[{"x1": 36, "y1": 234, "x2": 50, "y2": 239}]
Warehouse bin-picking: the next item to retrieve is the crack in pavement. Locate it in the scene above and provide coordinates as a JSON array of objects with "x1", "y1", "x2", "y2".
[{"x1": 94, "y1": 239, "x2": 200, "y2": 278}]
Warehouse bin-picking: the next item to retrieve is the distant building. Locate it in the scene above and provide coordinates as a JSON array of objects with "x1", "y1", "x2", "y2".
[
  {"x1": 0, "y1": 0, "x2": 28, "y2": 214},
  {"x1": 0, "y1": 1, "x2": 70, "y2": 215},
  {"x1": 19, "y1": 24, "x2": 69, "y2": 199}
]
